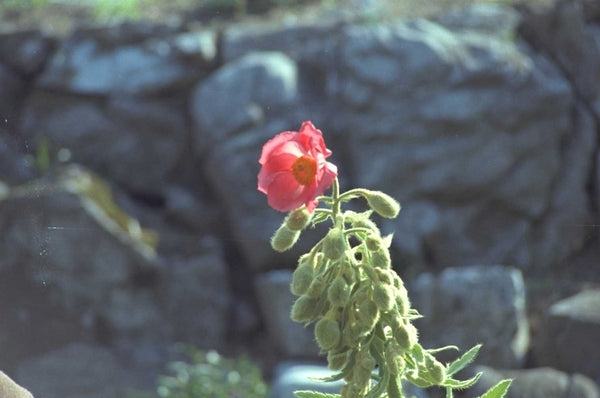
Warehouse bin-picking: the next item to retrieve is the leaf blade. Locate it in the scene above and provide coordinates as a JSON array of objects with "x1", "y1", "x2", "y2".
[{"x1": 479, "y1": 379, "x2": 512, "y2": 398}]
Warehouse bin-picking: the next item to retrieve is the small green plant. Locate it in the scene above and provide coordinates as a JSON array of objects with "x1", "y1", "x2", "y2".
[
  {"x1": 258, "y1": 121, "x2": 512, "y2": 398},
  {"x1": 157, "y1": 347, "x2": 269, "y2": 398}
]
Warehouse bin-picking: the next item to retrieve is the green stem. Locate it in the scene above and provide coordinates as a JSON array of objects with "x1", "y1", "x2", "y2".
[{"x1": 331, "y1": 178, "x2": 341, "y2": 224}]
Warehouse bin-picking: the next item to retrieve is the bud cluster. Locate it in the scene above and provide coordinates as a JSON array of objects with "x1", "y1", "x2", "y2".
[{"x1": 270, "y1": 183, "x2": 498, "y2": 398}]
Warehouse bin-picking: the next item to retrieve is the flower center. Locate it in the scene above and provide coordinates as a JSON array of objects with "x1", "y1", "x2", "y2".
[{"x1": 291, "y1": 156, "x2": 317, "y2": 185}]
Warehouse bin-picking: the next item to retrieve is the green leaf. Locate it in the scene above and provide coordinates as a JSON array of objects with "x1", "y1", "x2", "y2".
[
  {"x1": 479, "y1": 379, "x2": 512, "y2": 398},
  {"x1": 425, "y1": 345, "x2": 459, "y2": 355},
  {"x1": 441, "y1": 372, "x2": 482, "y2": 390},
  {"x1": 446, "y1": 344, "x2": 482, "y2": 377},
  {"x1": 308, "y1": 372, "x2": 345, "y2": 383},
  {"x1": 294, "y1": 391, "x2": 341, "y2": 398}
]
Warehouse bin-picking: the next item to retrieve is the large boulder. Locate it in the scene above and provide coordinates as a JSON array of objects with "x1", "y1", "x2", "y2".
[
  {"x1": 15, "y1": 343, "x2": 126, "y2": 398},
  {"x1": 36, "y1": 24, "x2": 215, "y2": 95},
  {"x1": 0, "y1": 166, "x2": 164, "y2": 367},
  {"x1": 410, "y1": 265, "x2": 529, "y2": 368},
  {"x1": 335, "y1": 8, "x2": 590, "y2": 270},
  {"x1": 534, "y1": 289, "x2": 600, "y2": 383},
  {"x1": 19, "y1": 92, "x2": 188, "y2": 195}
]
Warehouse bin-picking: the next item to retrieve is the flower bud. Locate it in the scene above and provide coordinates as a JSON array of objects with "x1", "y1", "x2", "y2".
[
  {"x1": 426, "y1": 357, "x2": 446, "y2": 384},
  {"x1": 385, "y1": 343, "x2": 406, "y2": 375},
  {"x1": 359, "y1": 351, "x2": 376, "y2": 371},
  {"x1": 291, "y1": 295, "x2": 319, "y2": 323},
  {"x1": 306, "y1": 276, "x2": 327, "y2": 298},
  {"x1": 364, "y1": 190, "x2": 401, "y2": 219},
  {"x1": 372, "y1": 284, "x2": 395, "y2": 312},
  {"x1": 315, "y1": 317, "x2": 341, "y2": 351},
  {"x1": 343, "y1": 322, "x2": 362, "y2": 347},
  {"x1": 366, "y1": 234, "x2": 383, "y2": 252},
  {"x1": 285, "y1": 207, "x2": 312, "y2": 231},
  {"x1": 270, "y1": 225, "x2": 300, "y2": 252},
  {"x1": 291, "y1": 261, "x2": 314, "y2": 296},
  {"x1": 327, "y1": 350, "x2": 349, "y2": 371},
  {"x1": 371, "y1": 248, "x2": 391, "y2": 269},
  {"x1": 322, "y1": 226, "x2": 347, "y2": 260},
  {"x1": 395, "y1": 285, "x2": 410, "y2": 317},
  {"x1": 328, "y1": 276, "x2": 350, "y2": 307},
  {"x1": 357, "y1": 300, "x2": 379, "y2": 333},
  {"x1": 394, "y1": 321, "x2": 418, "y2": 350},
  {"x1": 374, "y1": 268, "x2": 393, "y2": 285},
  {"x1": 352, "y1": 365, "x2": 372, "y2": 390}
]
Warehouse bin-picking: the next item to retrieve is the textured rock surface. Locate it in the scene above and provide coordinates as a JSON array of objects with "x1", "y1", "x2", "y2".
[
  {"x1": 336, "y1": 14, "x2": 582, "y2": 270},
  {"x1": 466, "y1": 366, "x2": 600, "y2": 398},
  {"x1": 19, "y1": 92, "x2": 189, "y2": 194},
  {"x1": 255, "y1": 270, "x2": 318, "y2": 357},
  {"x1": 36, "y1": 25, "x2": 211, "y2": 95},
  {"x1": 16, "y1": 343, "x2": 125, "y2": 398},
  {"x1": 410, "y1": 265, "x2": 529, "y2": 368},
  {"x1": 534, "y1": 289, "x2": 600, "y2": 383}
]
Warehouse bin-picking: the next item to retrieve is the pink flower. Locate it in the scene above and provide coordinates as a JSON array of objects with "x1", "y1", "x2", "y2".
[{"x1": 258, "y1": 121, "x2": 338, "y2": 212}]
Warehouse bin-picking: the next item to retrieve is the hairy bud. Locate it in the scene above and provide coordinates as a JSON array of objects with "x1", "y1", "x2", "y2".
[
  {"x1": 364, "y1": 190, "x2": 401, "y2": 219},
  {"x1": 291, "y1": 295, "x2": 319, "y2": 323},
  {"x1": 357, "y1": 299, "x2": 380, "y2": 333},
  {"x1": 322, "y1": 226, "x2": 346, "y2": 260},
  {"x1": 374, "y1": 268, "x2": 393, "y2": 285},
  {"x1": 327, "y1": 350, "x2": 349, "y2": 371},
  {"x1": 394, "y1": 321, "x2": 418, "y2": 350},
  {"x1": 271, "y1": 225, "x2": 300, "y2": 252},
  {"x1": 291, "y1": 261, "x2": 314, "y2": 296},
  {"x1": 366, "y1": 234, "x2": 383, "y2": 252},
  {"x1": 371, "y1": 248, "x2": 391, "y2": 269},
  {"x1": 328, "y1": 276, "x2": 350, "y2": 307},
  {"x1": 285, "y1": 207, "x2": 312, "y2": 231},
  {"x1": 306, "y1": 276, "x2": 327, "y2": 298},
  {"x1": 385, "y1": 343, "x2": 406, "y2": 375},
  {"x1": 372, "y1": 284, "x2": 395, "y2": 312},
  {"x1": 427, "y1": 357, "x2": 446, "y2": 384},
  {"x1": 315, "y1": 317, "x2": 341, "y2": 351}
]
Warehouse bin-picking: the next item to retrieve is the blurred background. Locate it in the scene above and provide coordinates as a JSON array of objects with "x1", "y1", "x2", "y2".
[{"x1": 0, "y1": 0, "x2": 599, "y2": 397}]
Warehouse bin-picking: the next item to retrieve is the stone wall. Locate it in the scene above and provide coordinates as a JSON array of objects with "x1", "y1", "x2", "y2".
[{"x1": 0, "y1": 1, "x2": 599, "y2": 397}]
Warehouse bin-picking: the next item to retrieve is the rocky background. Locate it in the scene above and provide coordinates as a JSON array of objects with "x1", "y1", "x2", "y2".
[{"x1": 0, "y1": 1, "x2": 599, "y2": 397}]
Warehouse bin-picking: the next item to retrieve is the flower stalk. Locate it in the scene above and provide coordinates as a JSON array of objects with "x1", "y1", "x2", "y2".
[{"x1": 258, "y1": 122, "x2": 511, "y2": 398}]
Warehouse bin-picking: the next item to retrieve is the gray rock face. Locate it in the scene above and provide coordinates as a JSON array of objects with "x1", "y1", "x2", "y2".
[
  {"x1": 190, "y1": 52, "x2": 298, "y2": 154},
  {"x1": 255, "y1": 270, "x2": 319, "y2": 357},
  {"x1": 0, "y1": 29, "x2": 55, "y2": 76},
  {"x1": 467, "y1": 366, "x2": 599, "y2": 398},
  {"x1": 534, "y1": 289, "x2": 600, "y2": 383},
  {"x1": 336, "y1": 14, "x2": 583, "y2": 270},
  {"x1": 37, "y1": 25, "x2": 212, "y2": 95},
  {"x1": 19, "y1": 92, "x2": 188, "y2": 194},
  {"x1": 0, "y1": 167, "x2": 164, "y2": 345},
  {"x1": 16, "y1": 343, "x2": 125, "y2": 398},
  {"x1": 162, "y1": 246, "x2": 232, "y2": 350},
  {"x1": 410, "y1": 265, "x2": 529, "y2": 368}
]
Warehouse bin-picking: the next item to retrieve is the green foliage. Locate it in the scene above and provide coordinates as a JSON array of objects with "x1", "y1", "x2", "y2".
[
  {"x1": 480, "y1": 379, "x2": 512, "y2": 398},
  {"x1": 157, "y1": 347, "x2": 268, "y2": 398}
]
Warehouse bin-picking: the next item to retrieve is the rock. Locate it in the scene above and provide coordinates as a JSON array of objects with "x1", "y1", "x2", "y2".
[
  {"x1": 270, "y1": 362, "x2": 429, "y2": 398},
  {"x1": 519, "y1": 1, "x2": 600, "y2": 111},
  {"x1": 410, "y1": 265, "x2": 529, "y2": 368},
  {"x1": 436, "y1": 3, "x2": 521, "y2": 36},
  {"x1": 162, "y1": 245, "x2": 232, "y2": 350},
  {"x1": 15, "y1": 343, "x2": 125, "y2": 398},
  {"x1": 336, "y1": 16, "x2": 582, "y2": 270},
  {"x1": 0, "y1": 63, "x2": 26, "y2": 132},
  {"x1": 0, "y1": 371, "x2": 34, "y2": 398},
  {"x1": 0, "y1": 29, "x2": 56, "y2": 76},
  {"x1": 534, "y1": 289, "x2": 600, "y2": 383},
  {"x1": 466, "y1": 366, "x2": 599, "y2": 398},
  {"x1": 19, "y1": 92, "x2": 188, "y2": 195},
  {"x1": 36, "y1": 24, "x2": 210, "y2": 95},
  {"x1": 0, "y1": 166, "x2": 160, "y2": 330},
  {"x1": 190, "y1": 52, "x2": 298, "y2": 154},
  {"x1": 255, "y1": 270, "x2": 319, "y2": 357}
]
